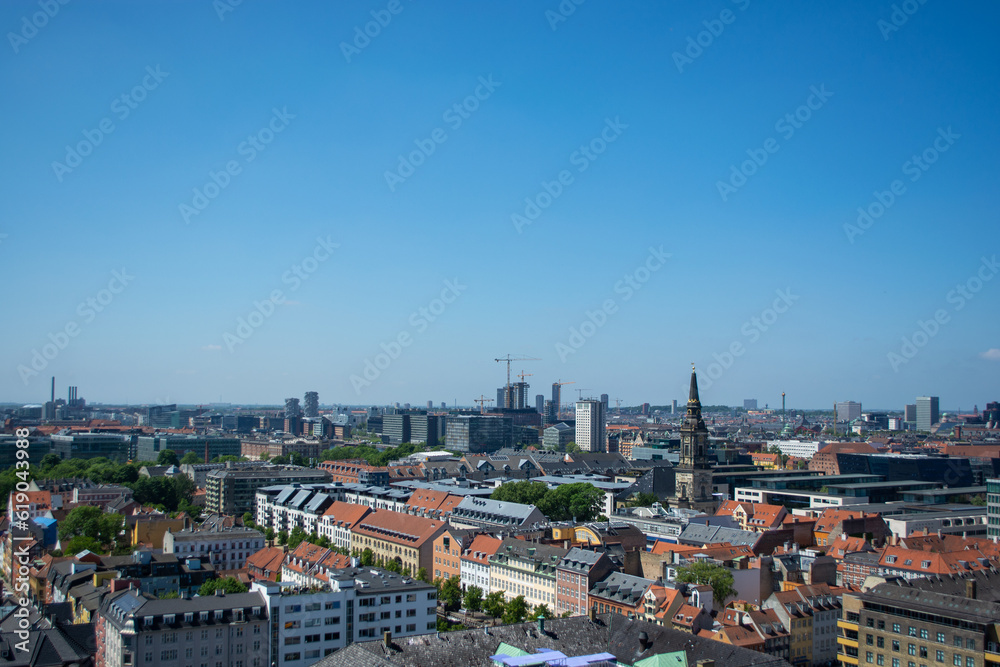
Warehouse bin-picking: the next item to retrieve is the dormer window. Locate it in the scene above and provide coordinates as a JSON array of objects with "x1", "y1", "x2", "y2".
[
  {"x1": 164, "y1": 614, "x2": 175, "y2": 624},
  {"x1": 214, "y1": 610, "x2": 223, "y2": 621},
  {"x1": 185, "y1": 613, "x2": 193, "y2": 623},
  {"x1": 144, "y1": 616, "x2": 153, "y2": 626},
  {"x1": 200, "y1": 611, "x2": 209, "y2": 621}
]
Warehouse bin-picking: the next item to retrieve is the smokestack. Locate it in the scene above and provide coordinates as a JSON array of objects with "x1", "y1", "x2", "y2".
[{"x1": 51, "y1": 376, "x2": 55, "y2": 408}]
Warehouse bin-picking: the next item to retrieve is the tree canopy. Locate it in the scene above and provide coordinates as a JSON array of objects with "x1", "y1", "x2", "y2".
[
  {"x1": 674, "y1": 561, "x2": 736, "y2": 604},
  {"x1": 490, "y1": 480, "x2": 603, "y2": 522},
  {"x1": 156, "y1": 449, "x2": 180, "y2": 466},
  {"x1": 59, "y1": 505, "x2": 124, "y2": 546},
  {"x1": 199, "y1": 577, "x2": 248, "y2": 596}
]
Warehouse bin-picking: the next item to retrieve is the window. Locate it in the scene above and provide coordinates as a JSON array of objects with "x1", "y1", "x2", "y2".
[
  {"x1": 909, "y1": 644, "x2": 916, "y2": 656},
  {"x1": 879, "y1": 621, "x2": 886, "y2": 630},
  {"x1": 894, "y1": 624, "x2": 901, "y2": 634},
  {"x1": 938, "y1": 634, "x2": 946, "y2": 643},
  {"x1": 920, "y1": 647, "x2": 928, "y2": 659},
  {"x1": 966, "y1": 640, "x2": 975, "y2": 651},
  {"x1": 953, "y1": 656, "x2": 962, "y2": 666},
  {"x1": 893, "y1": 641, "x2": 901, "y2": 652},
  {"x1": 160, "y1": 650, "x2": 178, "y2": 660},
  {"x1": 284, "y1": 637, "x2": 301, "y2": 646},
  {"x1": 406, "y1": 609, "x2": 416, "y2": 617},
  {"x1": 966, "y1": 659, "x2": 974, "y2": 667},
  {"x1": 325, "y1": 617, "x2": 340, "y2": 625},
  {"x1": 910, "y1": 627, "x2": 918, "y2": 638},
  {"x1": 868, "y1": 619, "x2": 877, "y2": 628},
  {"x1": 892, "y1": 660, "x2": 899, "y2": 667},
  {"x1": 878, "y1": 637, "x2": 885, "y2": 648},
  {"x1": 937, "y1": 650, "x2": 945, "y2": 662},
  {"x1": 921, "y1": 630, "x2": 929, "y2": 640},
  {"x1": 284, "y1": 653, "x2": 301, "y2": 662},
  {"x1": 878, "y1": 657, "x2": 884, "y2": 666},
  {"x1": 954, "y1": 637, "x2": 963, "y2": 648},
  {"x1": 867, "y1": 652, "x2": 875, "y2": 663}
]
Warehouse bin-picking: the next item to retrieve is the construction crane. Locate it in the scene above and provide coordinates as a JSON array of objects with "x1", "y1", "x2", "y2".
[
  {"x1": 473, "y1": 395, "x2": 494, "y2": 415},
  {"x1": 495, "y1": 355, "x2": 540, "y2": 408},
  {"x1": 516, "y1": 371, "x2": 533, "y2": 382},
  {"x1": 575, "y1": 388, "x2": 592, "y2": 400},
  {"x1": 615, "y1": 398, "x2": 622, "y2": 413}
]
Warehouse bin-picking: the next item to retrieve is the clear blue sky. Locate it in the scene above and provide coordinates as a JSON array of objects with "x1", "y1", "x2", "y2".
[{"x1": 2, "y1": 0, "x2": 998, "y2": 411}]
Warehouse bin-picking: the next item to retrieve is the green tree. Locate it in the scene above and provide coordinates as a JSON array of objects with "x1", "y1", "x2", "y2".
[
  {"x1": 628, "y1": 492, "x2": 659, "y2": 507},
  {"x1": 158, "y1": 591, "x2": 180, "y2": 599},
  {"x1": 539, "y1": 483, "x2": 603, "y2": 522},
  {"x1": 242, "y1": 512, "x2": 254, "y2": 527},
  {"x1": 384, "y1": 559, "x2": 402, "y2": 573},
  {"x1": 528, "y1": 603, "x2": 552, "y2": 621},
  {"x1": 463, "y1": 585, "x2": 483, "y2": 613},
  {"x1": 483, "y1": 591, "x2": 506, "y2": 618},
  {"x1": 674, "y1": 561, "x2": 736, "y2": 605},
  {"x1": 287, "y1": 526, "x2": 307, "y2": 550},
  {"x1": 970, "y1": 495, "x2": 987, "y2": 506},
  {"x1": 565, "y1": 442, "x2": 581, "y2": 454},
  {"x1": 180, "y1": 452, "x2": 203, "y2": 465},
  {"x1": 360, "y1": 548, "x2": 374, "y2": 566},
  {"x1": 39, "y1": 453, "x2": 62, "y2": 471},
  {"x1": 277, "y1": 531, "x2": 288, "y2": 546},
  {"x1": 270, "y1": 455, "x2": 289, "y2": 465},
  {"x1": 198, "y1": 577, "x2": 248, "y2": 596},
  {"x1": 59, "y1": 505, "x2": 124, "y2": 545},
  {"x1": 156, "y1": 449, "x2": 180, "y2": 466},
  {"x1": 416, "y1": 567, "x2": 430, "y2": 583},
  {"x1": 490, "y1": 480, "x2": 549, "y2": 506},
  {"x1": 265, "y1": 527, "x2": 276, "y2": 542},
  {"x1": 438, "y1": 576, "x2": 462, "y2": 611},
  {"x1": 502, "y1": 595, "x2": 529, "y2": 624},
  {"x1": 65, "y1": 535, "x2": 102, "y2": 554}
]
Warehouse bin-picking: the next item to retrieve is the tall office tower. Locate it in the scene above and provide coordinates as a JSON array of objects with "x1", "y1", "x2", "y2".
[
  {"x1": 641, "y1": 403, "x2": 650, "y2": 416},
  {"x1": 916, "y1": 396, "x2": 939, "y2": 431},
  {"x1": 441, "y1": 402, "x2": 447, "y2": 410},
  {"x1": 427, "y1": 400, "x2": 433, "y2": 410},
  {"x1": 904, "y1": 404, "x2": 917, "y2": 422},
  {"x1": 497, "y1": 387, "x2": 507, "y2": 409},
  {"x1": 284, "y1": 398, "x2": 302, "y2": 419},
  {"x1": 544, "y1": 400, "x2": 556, "y2": 424},
  {"x1": 671, "y1": 399, "x2": 677, "y2": 415},
  {"x1": 551, "y1": 383, "x2": 562, "y2": 420},
  {"x1": 511, "y1": 382, "x2": 529, "y2": 410},
  {"x1": 303, "y1": 391, "x2": 319, "y2": 418},
  {"x1": 575, "y1": 400, "x2": 606, "y2": 452},
  {"x1": 600, "y1": 394, "x2": 609, "y2": 412},
  {"x1": 744, "y1": 399, "x2": 758, "y2": 410},
  {"x1": 535, "y1": 394, "x2": 545, "y2": 414},
  {"x1": 835, "y1": 401, "x2": 862, "y2": 423}
]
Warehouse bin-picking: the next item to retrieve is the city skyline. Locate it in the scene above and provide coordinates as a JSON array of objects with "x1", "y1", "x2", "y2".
[{"x1": 2, "y1": 1, "x2": 998, "y2": 409}]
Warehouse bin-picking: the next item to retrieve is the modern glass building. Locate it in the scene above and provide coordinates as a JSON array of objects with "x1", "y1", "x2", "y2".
[{"x1": 916, "y1": 396, "x2": 939, "y2": 431}]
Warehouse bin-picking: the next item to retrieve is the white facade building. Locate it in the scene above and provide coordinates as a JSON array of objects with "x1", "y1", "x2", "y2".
[{"x1": 575, "y1": 400, "x2": 606, "y2": 453}]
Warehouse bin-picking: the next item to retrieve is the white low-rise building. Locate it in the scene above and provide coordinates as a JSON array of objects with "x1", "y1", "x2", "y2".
[{"x1": 163, "y1": 524, "x2": 265, "y2": 571}]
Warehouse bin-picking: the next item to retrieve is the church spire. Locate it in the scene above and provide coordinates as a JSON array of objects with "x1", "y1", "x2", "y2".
[{"x1": 688, "y1": 364, "x2": 700, "y2": 405}]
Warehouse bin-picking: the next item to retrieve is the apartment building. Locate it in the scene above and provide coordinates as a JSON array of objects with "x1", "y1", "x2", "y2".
[
  {"x1": 252, "y1": 568, "x2": 436, "y2": 667},
  {"x1": 588, "y1": 571, "x2": 656, "y2": 618},
  {"x1": 763, "y1": 583, "x2": 844, "y2": 665},
  {"x1": 448, "y1": 496, "x2": 547, "y2": 531},
  {"x1": 163, "y1": 524, "x2": 265, "y2": 571},
  {"x1": 432, "y1": 528, "x2": 473, "y2": 582},
  {"x1": 95, "y1": 588, "x2": 269, "y2": 667},
  {"x1": 317, "y1": 501, "x2": 372, "y2": 551},
  {"x1": 207, "y1": 465, "x2": 330, "y2": 516},
  {"x1": 555, "y1": 548, "x2": 614, "y2": 617},
  {"x1": 280, "y1": 541, "x2": 353, "y2": 587},
  {"x1": 460, "y1": 534, "x2": 502, "y2": 593},
  {"x1": 489, "y1": 538, "x2": 567, "y2": 609},
  {"x1": 839, "y1": 571, "x2": 1000, "y2": 667},
  {"x1": 351, "y1": 509, "x2": 446, "y2": 575}
]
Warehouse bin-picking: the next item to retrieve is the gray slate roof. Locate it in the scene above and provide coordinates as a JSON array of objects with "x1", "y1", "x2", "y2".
[
  {"x1": 314, "y1": 613, "x2": 792, "y2": 667},
  {"x1": 677, "y1": 523, "x2": 759, "y2": 548}
]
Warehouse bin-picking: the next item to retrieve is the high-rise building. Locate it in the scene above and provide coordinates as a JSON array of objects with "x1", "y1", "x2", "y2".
[
  {"x1": 671, "y1": 399, "x2": 677, "y2": 415},
  {"x1": 427, "y1": 400, "x2": 433, "y2": 410},
  {"x1": 674, "y1": 368, "x2": 715, "y2": 513},
  {"x1": 444, "y1": 415, "x2": 513, "y2": 454},
  {"x1": 835, "y1": 401, "x2": 862, "y2": 423},
  {"x1": 382, "y1": 413, "x2": 412, "y2": 445},
  {"x1": 600, "y1": 394, "x2": 609, "y2": 412},
  {"x1": 535, "y1": 394, "x2": 545, "y2": 414},
  {"x1": 916, "y1": 396, "x2": 939, "y2": 431},
  {"x1": 641, "y1": 403, "x2": 650, "y2": 416},
  {"x1": 574, "y1": 400, "x2": 606, "y2": 453},
  {"x1": 552, "y1": 383, "x2": 562, "y2": 420},
  {"x1": 497, "y1": 387, "x2": 507, "y2": 409},
  {"x1": 744, "y1": 399, "x2": 757, "y2": 410},
  {"x1": 284, "y1": 398, "x2": 302, "y2": 419},
  {"x1": 904, "y1": 404, "x2": 917, "y2": 422},
  {"x1": 303, "y1": 391, "x2": 319, "y2": 418},
  {"x1": 511, "y1": 382, "x2": 529, "y2": 410}
]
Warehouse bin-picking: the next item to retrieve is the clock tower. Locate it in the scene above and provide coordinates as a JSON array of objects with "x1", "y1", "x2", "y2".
[{"x1": 674, "y1": 366, "x2": 716, "y2": 513}]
